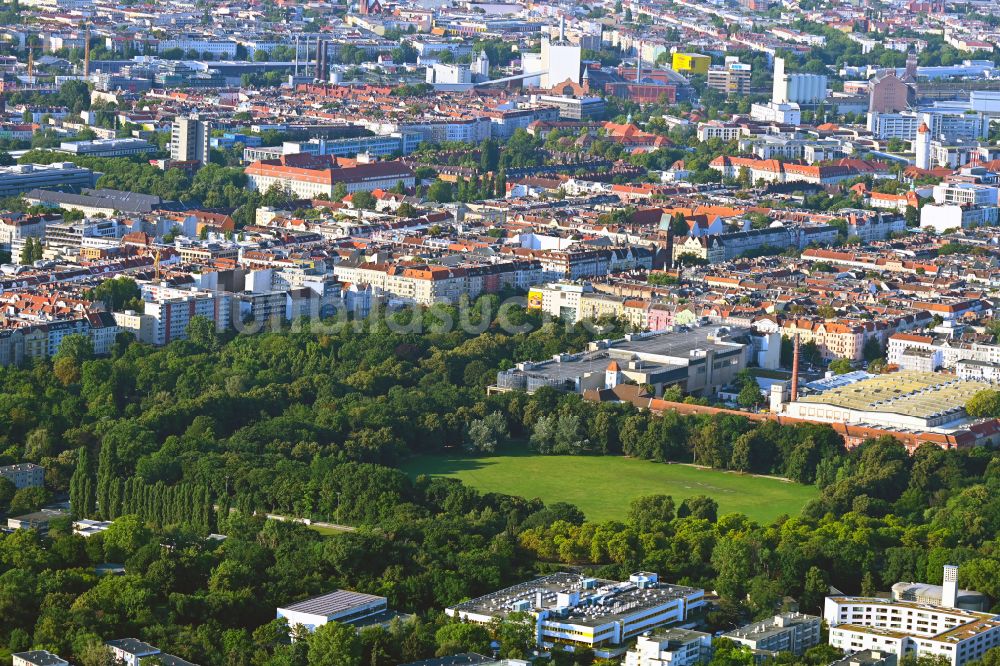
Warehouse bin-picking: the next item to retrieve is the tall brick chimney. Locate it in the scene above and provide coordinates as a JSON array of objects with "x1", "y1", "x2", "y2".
[{"x1": 790, "y1": 334, "x2": 800, "y2": 402}]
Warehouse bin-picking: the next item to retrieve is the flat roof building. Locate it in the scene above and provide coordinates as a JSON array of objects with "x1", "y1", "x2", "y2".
[
  {"x1": 171, "y1": 116, "x2": 210, "y2": 167},
  {"x1": 73, "y1": 519, "x2": 113, "y2": 537},
  {"x1": 0, "y1": 163, "x2": 96, "y2": 197},
  {"x1": 246, "y1": 158, "x2": 415, "y2": 198},
  {"x1": 829, "y1": 650, "x2": 897, "y2": 666},
  {"x1": 824, "y1": 596, "x2": 1000, "y2": 666},
  {"x1": 7, "y1": 508, "x2": 68, "y2": 533},
  {"x1": 104, "y1": 638, "x2": 198, "y2": 666},
  {"x1": 106, "y1": 638, "x2": 160, "y2": 666},
  {"x1": 12, "y1": 651, "x2": 69, "y2": 666},
  {"x1": 533, "y1": 95, "x2": 605, "y2": 120},
  {"x1": 495, "y1": 326, "x2": 750, "y2": 398},
  {"x1": 57, "y1": 138, "x2": 155, "y2": 158},
  {"x1": 25, "y1": 188, "x2": 175, "y2": 216},
  {"x1": 624, "y1": 628, "x2": 713, "y2": 666},
  {"x1": 277, "y1": 589, "x2": 391, "y2": 633},
  {"x1": 446, "y1": 572, "x2": 704, "y2": 657},
  {"x1": 722, "y1": 612, "x2": 822, "y2": 657},
  {"x1": 784, "y1": 371, "x2": 990, "y2": 432}
]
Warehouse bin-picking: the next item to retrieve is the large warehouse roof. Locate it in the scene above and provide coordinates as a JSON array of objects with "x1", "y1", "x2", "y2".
[{"x1": 798, "y1": 371, "x2": 988, "y2": 419}]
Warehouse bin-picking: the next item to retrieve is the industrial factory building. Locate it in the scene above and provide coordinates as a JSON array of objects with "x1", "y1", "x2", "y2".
[
  {"x1": 494, "y1": 326, "x2": 753, "y2": 398},
  {"x1": 776, "y1": 371, "x2": 990, "y2": 431}
]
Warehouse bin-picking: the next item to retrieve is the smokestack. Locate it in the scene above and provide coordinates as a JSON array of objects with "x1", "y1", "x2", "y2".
[
  {"x1": 636, "y1": 42, "x2": 641, "y2": 83},
  {"x1": 294, "y1": 35, "x2": 299, "y2": 76},
  {"x1": 942, "y1": 565, "x2": 958, "y2": 608},
  {"x1": 84, "y1": 22, "x2": 91, "y2": 78},
  {"x1": 790, "y1": 334, "x2": 800, "y2": 402},
  {"x1": 559, "y1": 15, "x2": 565, "y2": 42}
]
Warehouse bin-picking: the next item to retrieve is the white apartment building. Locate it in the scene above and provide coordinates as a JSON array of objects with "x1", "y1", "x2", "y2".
[
  {"x1": 245, "y1": 161, "x2": 415, "y2": 198},
  {"x1": 145, "y1": 293, "x2": 230, "y2": 345},
  {"x1": 932, "y1": 183, "x2": 999, "y2": 207},
  {"x1": 867, "y1": 112, "x2": 920, "y2": 140},
  {"x1": 750, "y1": 101, "x2": 802, "y2": 125},
  {"x1": 697, "y1": 122, "x2": 745, "y2": 142},
  {"x1": 12, "y1": 651, "x2": 69, "y2": 666},
  {"x1": 0, "y1": 463, "x2": 45, "y2": 489},
  {"x1": 920, "y1": 203, "x2": 999, "y2": 233},
  {"x1": 18, "y1": 0, "x2": 91, "y2": 8},
  {"x1": 366, "y1": 118, "x2": 492, "y2": 144},
  {"x1": 744, "y1": 136, "x2": 807, "y2": 161},
  {"x1": 624, "y1": 630, "x2": 712, "y2": 666},
  {"x1": 116, "y1": 286, "x2": 231, "y2": 346},
  {"x1": 531, "y1": 282, "x2": 594, "y2": 321},
  {"x1": 824, "y1": 597, "x2": 1000, "y2": 666},
  {"x1": 332, "y1": 260, "x2": 540, "y2": 306},
  {"x1": 157, "y1": 39, "x2": 237, "y2": 59},
  {"x1": 956, "y1": 359, "x2": 1000, "y2": 384},
  {"x1": 887, "y1": 333, "x2": 1000, "y2": 370},
  {"x1": 0, "y1": 215, "x2": 46, "y2": 251},
  {"x1": 426, "y1": 63, "x2": 472, "y2": 85},
  {"x1": 804, "y1": 142, "x2": 845, "y2": 163},
  {"x1": 105, "y1": 639, "x2": 160, "y2": 666},
  {"x1": 927, "y1": 142, "x2": 981, "y2": 170},
  {"x1": 927, "y1": 112, "x2": 990, "y2": 141},
  {"x1": 848, "y1": 215, "x2": 906, "y2": 243},
  {"x1": 869, "y1": 108, "x2": 990, "y2": 141},
  {"x1": 43, "y1": 218, "x2": 127, "y2": 252}
]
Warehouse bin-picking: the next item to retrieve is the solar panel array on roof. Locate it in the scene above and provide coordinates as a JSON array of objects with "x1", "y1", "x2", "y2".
[
  {"x1": 281, "y1": 589, "x2": 384, "y2": 617},
  {"x1": 800, "y1": 371, "x2": 990, "y2": 419}
]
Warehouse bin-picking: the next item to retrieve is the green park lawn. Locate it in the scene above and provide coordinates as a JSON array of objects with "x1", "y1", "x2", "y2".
[
  {"x1": 402, "y1": 452, "x2": 818, "y2": 524},
  {"x1": 308, "y1": 524, "x2": 351, "y2": 536}
]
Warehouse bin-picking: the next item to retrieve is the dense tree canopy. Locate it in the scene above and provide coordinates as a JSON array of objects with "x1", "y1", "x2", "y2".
[{"x1": 0, "y1": 298, "x2": 998, "y2": 665}]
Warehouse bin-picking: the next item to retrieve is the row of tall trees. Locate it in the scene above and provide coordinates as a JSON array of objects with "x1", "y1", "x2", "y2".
[{"x1": 71, "y1": 440, "x2": 213, "y2": 532}]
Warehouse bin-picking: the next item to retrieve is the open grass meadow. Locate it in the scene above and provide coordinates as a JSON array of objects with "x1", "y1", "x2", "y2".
[{"x1": 402, "y1": 451, "x2": 818, "y2": 524}]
